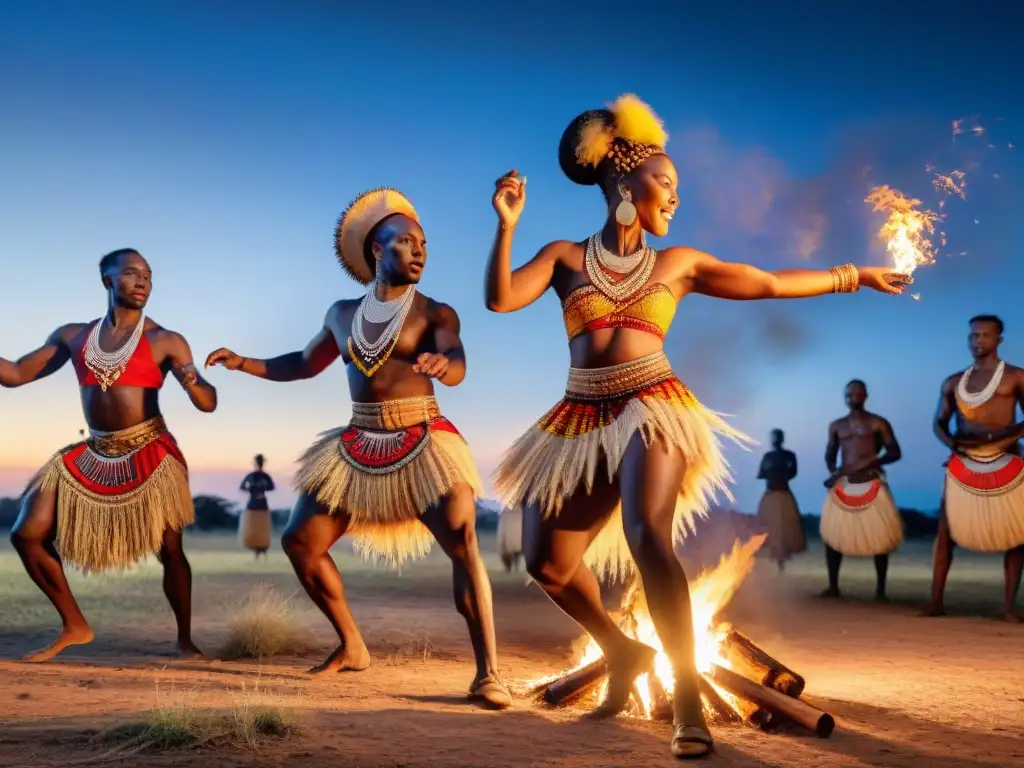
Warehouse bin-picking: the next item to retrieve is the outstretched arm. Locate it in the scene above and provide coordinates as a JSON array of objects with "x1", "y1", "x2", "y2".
[
  {"x1": 164, "y1": 332, "x2": 217, "y2": 413},
  {"x1": 206, "y1": 310, "x2": 340, "y2": 382},
  {"x1": 673, "y1": 248, "x2": 908, "y2": 300},
  {"x1": 0, "y1": 325, "x2": 76, "y2": 388},
  {"x1": 414, "y1": 302, "x2": 467, "y2": 387}
]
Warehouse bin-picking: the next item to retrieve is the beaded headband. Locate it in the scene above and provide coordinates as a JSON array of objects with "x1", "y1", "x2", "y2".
[
  {"x1": 575, "y1": 94, "x2": 669, "y2": 179},
  {"x1": 334, "y1": 187, "x2": 419, "y2": 285}
]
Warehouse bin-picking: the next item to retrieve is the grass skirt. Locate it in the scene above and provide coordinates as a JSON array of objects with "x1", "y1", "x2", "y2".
[
  {"x1": 820, "y1": 477, "x2": 903, "y2": 556},
  {"x1": 497, "y1": 506, "x2": 523, "y2": 569},
  {"x1": 239, "y1": 508, "x2": 272, "y2": 551},
  {"x1": 756, "y1": 490, "x2": 806, "y2": 562},
  {"x1": 494, "y1": 351, "x2": 752, "y2": 582},
  {"x1": 24, "y1": 417, "x2": 193, "y2": 573},
  {"x1": 294, "y1": 396, "x2": 483, "y2": 566},
  {"x1": 944, "y1": 452, "x2": 1024, "y2": 552}
]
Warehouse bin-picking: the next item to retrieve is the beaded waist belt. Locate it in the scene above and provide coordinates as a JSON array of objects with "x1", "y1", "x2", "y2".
[
  {"x1": 350, "y1": 396, "x2": 441, "y2": 431},
  {"x1": 566, "y1": 352, "x2": 675, "y2": 400},
  {"x1": 87, "y1": 417, "x2": 168, "y2": 458}
]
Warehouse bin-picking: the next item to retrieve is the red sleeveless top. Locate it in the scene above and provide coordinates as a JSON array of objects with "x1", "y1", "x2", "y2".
[{"x1": 72, "y1": 321, "x2": 166, "y2": 389}]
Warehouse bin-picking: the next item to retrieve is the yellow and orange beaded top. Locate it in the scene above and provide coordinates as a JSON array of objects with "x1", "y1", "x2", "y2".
[{"x1": 562, "y1": 282, "x2": 676, "y2": 342}]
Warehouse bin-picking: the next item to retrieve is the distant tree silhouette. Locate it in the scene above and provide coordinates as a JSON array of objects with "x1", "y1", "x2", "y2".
[{"x1": 189, "y1": 494, "x2": 240, "y2": 531}]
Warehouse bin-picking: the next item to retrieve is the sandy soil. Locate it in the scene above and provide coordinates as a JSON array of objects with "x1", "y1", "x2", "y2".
[{"x1": 0, "y1": 534, "x2": 1022, "y2": 768}]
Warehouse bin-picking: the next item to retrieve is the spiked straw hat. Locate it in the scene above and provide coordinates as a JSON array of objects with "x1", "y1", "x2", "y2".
[{"x1": 334, "y1": 187, "x2": 419, "y2": 284}]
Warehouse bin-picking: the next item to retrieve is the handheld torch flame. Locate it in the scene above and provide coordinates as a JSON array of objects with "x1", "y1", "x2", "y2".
[{"x1": 864, "y1": 185, "x2": 939, "y2": 277}]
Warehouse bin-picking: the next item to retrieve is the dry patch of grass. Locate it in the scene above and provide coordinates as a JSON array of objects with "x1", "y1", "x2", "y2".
[
  {"x1": 85, "y1": 682, "x2": 297, "y2": 761},
  {"x1": 217, "y1": 583, "x2": 321, "y2": 660},
  {"x1": 373, "y1": 629, "x2": 455, "y2": 665}
]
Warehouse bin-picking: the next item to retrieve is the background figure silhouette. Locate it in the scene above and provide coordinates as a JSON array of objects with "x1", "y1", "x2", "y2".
[
  {"x1": 755, "y1": 429, "x2": 806, "y2": 571},
  {"x1": 239, "y1": 454, "x2": 275, "y2": 558},
  {"x1": 497, "y1": 506, "x2": 523, "y2": 572}
]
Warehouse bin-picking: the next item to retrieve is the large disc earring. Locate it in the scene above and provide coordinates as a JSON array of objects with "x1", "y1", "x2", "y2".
[{"x1": 615, "y1": 188, "x2": 637, "y2": 226}]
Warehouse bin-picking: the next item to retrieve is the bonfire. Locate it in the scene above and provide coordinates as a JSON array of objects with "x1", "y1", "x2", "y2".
[{"x1": 527, "y1": 534, "x2": 834, "y2": 737}]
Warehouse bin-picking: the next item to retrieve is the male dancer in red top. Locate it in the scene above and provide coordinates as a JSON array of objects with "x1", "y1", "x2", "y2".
[{"x1": 2, "y1": 248, "x2": 216, "y2": 661}]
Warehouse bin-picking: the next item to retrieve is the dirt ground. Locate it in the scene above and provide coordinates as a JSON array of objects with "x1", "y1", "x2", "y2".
[{"x1": 1, "y1": 533, "x2": 1022, "y2": 768}]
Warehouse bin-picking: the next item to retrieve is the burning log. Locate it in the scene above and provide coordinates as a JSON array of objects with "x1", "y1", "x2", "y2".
[
  {"x1": 698, "y1": 677, "x2": 742, "y2": 724},
  {"x1": 542, "y1": 658, "x2": 608, "y2": 705},
  {"x1": 708, "y1": 664, "x2": 834, "y2": 737},
  {"x1": 720, "y1": 629, "x2": 805, "y2": 698}
]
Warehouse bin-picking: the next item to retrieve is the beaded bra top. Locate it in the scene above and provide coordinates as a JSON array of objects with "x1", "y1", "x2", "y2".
[
  {"x1": 562, "y1": 282, "x2": 676, "y2": 343},
  {"x1": 72, "y1": 320, "x2": 164, "y2": 389}
]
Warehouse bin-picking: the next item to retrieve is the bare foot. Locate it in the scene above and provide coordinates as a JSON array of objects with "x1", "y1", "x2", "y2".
[
  {"x1": 309, "y1": 643, "x2": 371, "y2": 675},
  {"x1": 175, "y1": 640, "x2": 204, "y2": 659},
  {"x1": 916, "y1": 602, "x2": 946, "y2": 617},
  {"x1": 591, "y1": 640, "x2": 657, "y2": 718},
  {"x1": 22, "y1": 625, "x2": 94, "y2": 662},
  {"x1": 819, "y1": 587, "x2": 841, "y2": 599},
  {"x1": 874, "y1": 593, "x2": 890, "y2": 604},
  {"x1": 1000, "y1": 612, "x2": 1022, "y2": 623}
]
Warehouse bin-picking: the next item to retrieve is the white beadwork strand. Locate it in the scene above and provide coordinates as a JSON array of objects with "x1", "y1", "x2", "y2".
[
  {"x1": 958, "y1": 360, "x2": 1005, "y2": 407},
  {"x1": 361, "y1": 282, "x2": 414, "y2": 324},
  {"x1": 83, "y1": 313, "x2": 146, "y2": 391},
  {"x1": 593, "y1": 231, "x2": 648, "y2": 273},
  {"x1": 351, "y1": 283, "x2": 416, "y2": 367},
  {"x1": 585, "y1": 234, "x2": 656, "y2": 302}
]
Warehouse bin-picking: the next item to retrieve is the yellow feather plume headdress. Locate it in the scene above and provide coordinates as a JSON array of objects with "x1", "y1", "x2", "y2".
[
  {"x1": 574, "y1": 94, "x2": 668, "y2": 174},
  {"x1": 334, "y1": 187, "x2": 419, "y2": 285}
]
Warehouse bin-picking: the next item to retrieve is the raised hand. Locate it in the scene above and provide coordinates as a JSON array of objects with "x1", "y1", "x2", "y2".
[
  {"x1": 858, "y1": 267, "x2": 913, "y2": 295},
  {"x1": 204, "y1": 348, "x2": 245, "y2": 370},
  {"x1": 413, "y1": 352, "x2": 449, "y2": 380},
  {"x1": 492, "y1": 169, "x2": 526, "y2": 229}
]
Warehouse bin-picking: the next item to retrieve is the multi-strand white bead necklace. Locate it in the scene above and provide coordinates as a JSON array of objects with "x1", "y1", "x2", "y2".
[
  {"x1": 957, "y1": 360, "x2": 1005, "y2": 407},
  {"x1": 584, "y1": 233, "x2": 657, "y2": 302},
  {"x1": 350, "y1": 282, "x2": 416, "y2": 375},
  {"x1": 83, "y1": 313, "x2": 147, "y2": 391}
]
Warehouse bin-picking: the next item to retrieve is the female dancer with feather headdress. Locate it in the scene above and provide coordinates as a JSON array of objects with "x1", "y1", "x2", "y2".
[{"x1": 485, "y1": 94, "x2": 911, "y2": 758}]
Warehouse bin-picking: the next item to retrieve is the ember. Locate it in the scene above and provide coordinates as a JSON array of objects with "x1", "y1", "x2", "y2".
[{"x1": 530, "y1": 534, "x2": 835, "y2": 737}]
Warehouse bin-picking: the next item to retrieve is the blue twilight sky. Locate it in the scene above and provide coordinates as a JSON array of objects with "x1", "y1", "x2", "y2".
[{"x1": 1, "y1": 1, "x2": 1021, "y2": 514}]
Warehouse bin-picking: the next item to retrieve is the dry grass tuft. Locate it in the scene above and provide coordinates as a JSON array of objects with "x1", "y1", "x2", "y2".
[
  {"x1": 88, "y1": 682, "x2": 297, "y2": 760},
  {"x1": 217, "y1": 583, "x2": 320, "y2": 660},
  {"x1": 373, "y1": 629, "x2": 454, "y2": 665}
]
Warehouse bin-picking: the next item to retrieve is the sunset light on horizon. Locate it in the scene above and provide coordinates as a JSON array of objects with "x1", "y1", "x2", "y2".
[{"x1": 2, "y1": 1, "x2": 1021, "y2": 518}]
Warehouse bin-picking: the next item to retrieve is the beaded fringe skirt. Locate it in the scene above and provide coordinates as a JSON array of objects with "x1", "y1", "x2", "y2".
[
  {"x1": 820, "y1": 477, "x2": 903, "y2": 557},
  {"x1": 943, "y1": 452, "x2": 1024, "y2": 552},
  {"x1": 25, "y1": 417, "x2": 193, "y2": 573},
  {"x1": 494, "y1": 351, "x2": 753, "y2": 582},
  {"x1": 294, "y1": 396, "x2": 483, "y2": 567}
]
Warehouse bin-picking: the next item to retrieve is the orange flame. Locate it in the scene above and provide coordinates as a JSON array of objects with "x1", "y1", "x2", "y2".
[
  {"x1": 864, "y1": 185, "x2": 940, "y2": 278},
  {"x1": 532, "y1": 534, "x2": 767, "y2": 720}
]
